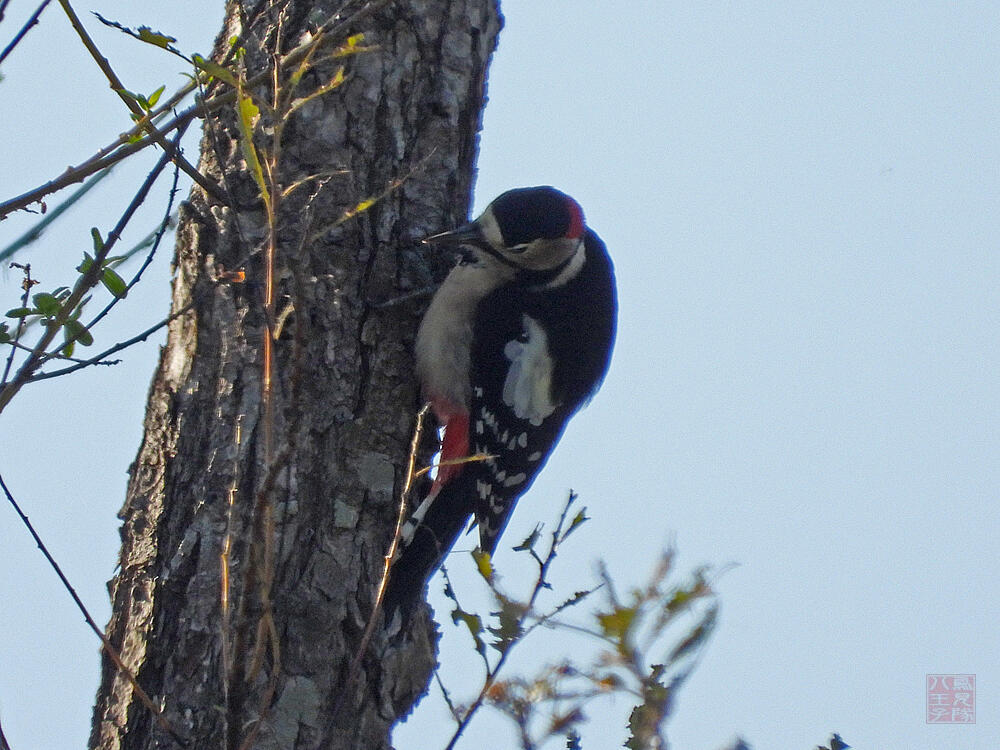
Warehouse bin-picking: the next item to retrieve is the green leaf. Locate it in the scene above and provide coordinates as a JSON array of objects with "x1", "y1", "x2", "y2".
[
  {"x1": 192, "y1": 55, "x2": 237, "y2": 88},
  {"x1": 664, "y1": 569, "x2": 710, "y2": 615},
  {"x1": 101, "y1": 267, "x2": 128, "y2": 298},
  {"x1": 137, "y1": 27, "x2": 176, "y2": 49},
  {"x1": 77, "y1": 252, "x2": 95, "y2": 274},
  {"x1": 664, "y1": 586, "x2": 696, "y2": 615},
  {"x1": 63, "y1": 319, "x2": 94, "y2": 346},
  {"x1": 5, "y1": 307, "x2": 33, "y2": 319},
  {"x1": 0, "y1": 322, "x2": 10, "y2": 343},
  {"x1": 32, "y1": 292, "x2": 60, "y2": 317},
  {"x1": 236, "y1": 90, "x2": 270, "y2": 204},
  {"x1": 237, "y1": 91, "x2": 260, "y2": 130},
  {"x1": 91, "y1": 228, "x2": 105, "y2": 254},
  {"x1": 334, "y1": 33, "x2": 370, "y2": 58},
  {"x1": 146, "y1": 84, "x2": 166, "y2": 108}
]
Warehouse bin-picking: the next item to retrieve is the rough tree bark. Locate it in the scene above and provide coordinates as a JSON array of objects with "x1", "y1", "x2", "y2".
[{"x1": 89, "y1": 1, "x2": 501, "y2": 748}]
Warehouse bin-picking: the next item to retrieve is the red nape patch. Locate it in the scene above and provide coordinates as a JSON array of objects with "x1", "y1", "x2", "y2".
[
  {"x1": 565, "y1": 197, "x2": 584, "y2": 239},
  {"x1": 435, "y1": 411, "x2": 470, "y2": 486}
]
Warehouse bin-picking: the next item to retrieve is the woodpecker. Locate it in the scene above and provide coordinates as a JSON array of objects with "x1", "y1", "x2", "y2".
[{"x1": 385, "y1": 186, "x2": 617, "y2": 611}]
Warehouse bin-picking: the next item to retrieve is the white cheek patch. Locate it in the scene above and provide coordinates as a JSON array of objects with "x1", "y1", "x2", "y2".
[{"x1": 502, "y1": 315, "x2": 558, "y2": 426}]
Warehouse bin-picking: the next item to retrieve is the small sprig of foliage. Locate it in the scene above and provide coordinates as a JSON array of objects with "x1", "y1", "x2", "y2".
[{"x1": 434, "y1": 493, "x2": 721, "y2": 750}]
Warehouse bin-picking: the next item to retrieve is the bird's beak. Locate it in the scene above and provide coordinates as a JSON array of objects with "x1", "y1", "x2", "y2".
[{"x1": 422, "y1": 222, "x2": 484, "y2": 247}]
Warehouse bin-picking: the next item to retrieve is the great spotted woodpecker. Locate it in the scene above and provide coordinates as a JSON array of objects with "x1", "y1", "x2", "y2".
[{"x1": 385, "y1": 186, "x2": 617, "y2": 611}]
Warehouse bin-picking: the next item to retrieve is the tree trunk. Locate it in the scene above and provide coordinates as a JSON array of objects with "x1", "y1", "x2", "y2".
[{"x1": 89, "y1": 1, "x2": 501, "y2": 748}]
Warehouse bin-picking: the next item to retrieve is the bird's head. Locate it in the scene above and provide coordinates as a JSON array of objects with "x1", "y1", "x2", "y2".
[{"x1": 424, "y1": 186, "x2": 585, "y2": 273}]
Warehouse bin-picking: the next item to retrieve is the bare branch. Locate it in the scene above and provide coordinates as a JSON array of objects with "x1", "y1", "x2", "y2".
[
  {"x1": 1, "y1": 263, "x2": 34, "y2": 387},
  {"x1": 0, "y1": 471, "x2": 185, "y2": 745},
  {"x1": 0, "y1": 0, "x2": 53, "y2": 66},
  {"x1": 0, "y1": 168, "x2": 115, "y2": 264}
]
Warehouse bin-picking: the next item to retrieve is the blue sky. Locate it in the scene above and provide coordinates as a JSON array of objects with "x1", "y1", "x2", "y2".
[{"x1": 1, "y1": 2, "x2": 998, "y2": 749}]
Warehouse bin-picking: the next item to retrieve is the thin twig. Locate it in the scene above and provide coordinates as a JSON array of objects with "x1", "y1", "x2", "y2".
[
  {"x1": 0, "y1": 125, "x2": 182, "y2": 219},
  {"x1": 0, "y1": 471, "x2": 186, "y2": 745},
  {"x1": 1, "y1": 263, "x2": 34, "y2": 387},
  {"x1": 91, "y1": 11, "x2": 193, "y2": 65},
  {"x1": 229, "y1": 444, "x2": 291, "y2": 750},
  {"x1": 231, "y1": 40, "x2": 285, "y2": 750},
  {"x1": 435, "y1": 667, "x2": 461, "y2": 722},
  {"x1": 0, "y1": 168, "x2": 115, "y2": 264},
  {"x1": 84, "y1": 147, "x2": 185, "y2": 333},
  {"x1": 0, "y1": 0, "x2": 53, "y2": 66},
  {"x1": 3, "y1": 337, "x2": 121, "y2": 366},
  {"x1": 25, "y1": 303, "x2": 191, "y2": 382},
  {"x1": 443, "y1": 495, "x2": 580, "y2": 750}
]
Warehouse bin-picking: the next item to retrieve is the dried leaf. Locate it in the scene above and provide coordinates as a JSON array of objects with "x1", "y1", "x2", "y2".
[
  {"x1": 472, "y1": 548, "x2": 493, "y2": 583},
  {"x1": 513, "y1": 524, "x2": 541, "y2": 552},
  {"x1": 451, "y1": 607, "x2": 485, "y2": 655}
]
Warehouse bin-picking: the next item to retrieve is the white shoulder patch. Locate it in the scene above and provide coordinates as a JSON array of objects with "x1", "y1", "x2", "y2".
[{"x1": 502, "y1": 315, "x2": 558, "y2": 426}]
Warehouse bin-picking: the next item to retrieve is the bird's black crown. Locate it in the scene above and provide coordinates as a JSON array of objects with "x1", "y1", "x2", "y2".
[{"x1": 489, "y1": 186, "x2": 584, "y2": 247}]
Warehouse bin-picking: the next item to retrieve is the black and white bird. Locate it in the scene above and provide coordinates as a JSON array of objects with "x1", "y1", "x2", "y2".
[{"x1": 385, "y1": 186, "x2": 617, "y2": 611}]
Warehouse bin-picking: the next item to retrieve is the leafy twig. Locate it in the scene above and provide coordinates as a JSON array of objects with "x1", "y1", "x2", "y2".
[
  {"x1": 0, "y1": 0, "x2": 393, "y2": 219},
  {"x1": 91, "y1": 12, "x2": 191, "y2": 64},
  {"x1": 54, "y1": 0, "x2": 224, "y2": 202},
  {"x1": 0, "y1": 139, "x2": 177, "y2": 411},
  {"x1": 443, "y1": 494, "x2": 585, "y2": 750}
]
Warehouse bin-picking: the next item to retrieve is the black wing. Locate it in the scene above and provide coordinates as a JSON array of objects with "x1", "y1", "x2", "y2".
[{"x1": 469, "y1": 230, "x2": 616, "y2": 552}]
